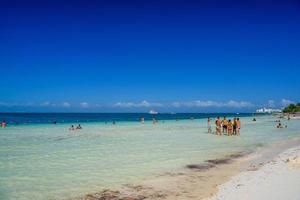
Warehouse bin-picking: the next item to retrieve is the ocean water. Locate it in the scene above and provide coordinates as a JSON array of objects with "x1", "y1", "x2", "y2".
[{"x1": 0, "y1": 113, "x2": 299, "y2": 200}]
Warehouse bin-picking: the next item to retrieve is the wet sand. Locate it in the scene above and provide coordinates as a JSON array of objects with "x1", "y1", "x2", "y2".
[
  {"x1": 75, "y1": 137, "x2": 300, "y2": 200},
  {"x1": 74, "y1": 152, "x2": 250, "y2": 200}
]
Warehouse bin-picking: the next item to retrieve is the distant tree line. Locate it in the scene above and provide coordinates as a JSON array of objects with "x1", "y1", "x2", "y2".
[{"x1": 283, "y1": 103, "x2": 300, "y2": 113}]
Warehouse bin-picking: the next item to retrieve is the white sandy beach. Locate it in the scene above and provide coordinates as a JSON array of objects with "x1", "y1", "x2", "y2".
[{"x1": 208, "y1": 146, "x2": 300, "y2": 200}]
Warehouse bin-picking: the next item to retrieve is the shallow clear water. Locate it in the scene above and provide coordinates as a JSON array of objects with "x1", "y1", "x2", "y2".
[{"x1": 0, "y1": 114, "x2": 299, "y2": 200}]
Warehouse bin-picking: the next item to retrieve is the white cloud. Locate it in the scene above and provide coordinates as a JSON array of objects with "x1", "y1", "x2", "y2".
[
  {"x1": 114, "y1": 100, "x2": 163, "y2": 108},
  {"x1": 171, "y1": 102, "x2": 181, "y2": 108},
  {"x1": 114, "y1": 102, "x2": 134, "y2": 108},
  {"x1": 0, "y1": 102, "x2": 33, "y2": 107},
  {"x1": 281, "y1": 99, "x2": 294, "y2": 107},
  {"x1": 40, "y1": 101, "x2": 50, "y2": 107},
  {"x1": 62, "y1": 102, "x2": 71, "y2": 108},
  {"x1": 146, "y1": 102, "x2": 163, "y2": 107},
  {"x1": 181, "y1": 100, "x2": 220, "y2": 107},
  {"x1": 80, "y1": 102, "x2": 89, "y2": 108},
  {"x1": 170, "y1": 100, "x2": 253, "y2": 108},
  {"x1": 225, "y1": 100, "x2": 253, "y2": 108},
  {"x1": 0, "y1": 99, "x2": 255, "y2": 110},
  {"x1": 140, "y1": 100, "x2": 150, "y2": 107}
]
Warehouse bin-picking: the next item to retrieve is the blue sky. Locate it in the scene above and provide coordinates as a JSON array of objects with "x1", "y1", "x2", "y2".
[{"x1": 0, "y1": 0, "x2": 300, "y2": 112}]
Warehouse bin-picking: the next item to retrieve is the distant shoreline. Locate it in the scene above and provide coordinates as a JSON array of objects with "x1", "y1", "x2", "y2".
[{"x1": 0, "y1": 112, "x2": 262, "y2": 126}]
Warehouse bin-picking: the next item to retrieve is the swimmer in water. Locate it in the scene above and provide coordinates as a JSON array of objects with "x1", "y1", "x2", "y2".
[
  {"x1": 207, "y1": 117, "x2": 212, "y2": 133},
  {"x1": 76, "y1": 124, "x2": 82, "y2": 129},
  {"x1": 236, "y1": 118, "x2": 241, "y2": 136},
  {"x1": 1, "y1": 120, "x2": 7, "y2": 128},
  {"x1": 152, "y1": 118, "x2": 156, "y2": 124},
  {"x1": 276, "y1": 123, "x2": 283, "y2": 128},
  {"x1": 69, "y1": 125, "x2": 75, "y2": 131}
]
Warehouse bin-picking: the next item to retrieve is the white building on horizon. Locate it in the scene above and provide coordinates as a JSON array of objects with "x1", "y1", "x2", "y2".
[{"x1": 256, "y1": 107, "x2": 282, "y2": 113}]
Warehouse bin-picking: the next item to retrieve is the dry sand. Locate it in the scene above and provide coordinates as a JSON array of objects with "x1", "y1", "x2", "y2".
[{"x1": 208, "y1": 146, "x2": 300, "y2": 200}]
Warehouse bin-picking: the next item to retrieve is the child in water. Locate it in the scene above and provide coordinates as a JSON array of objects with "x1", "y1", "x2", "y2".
[
  {"x1": 236, "y1": 118, "x2": 241, "y2": 136},
  {"x1": 207, "y1": 117, "x2": 211, "y2": 133},
  {"x1": 277, "y1": 123, "x2": 283, "y2": 128},
  {"x1": 69, "y1": 125, "x2": 75, "y2": 131},
  {"x1": 76, "y1": 124, "x2": 82, "y2": 129}
]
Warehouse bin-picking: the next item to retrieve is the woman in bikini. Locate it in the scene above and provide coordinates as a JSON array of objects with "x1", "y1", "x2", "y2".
[
  {"x1": 215, "y1": 117, "x2": 221, "y2": 135},
  {"x1": 227, "y1": 119, "x2": 233, "y2": 136}
]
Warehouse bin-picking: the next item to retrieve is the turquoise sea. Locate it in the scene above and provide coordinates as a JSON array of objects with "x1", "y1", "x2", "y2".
[{"x1": 0, "y1": 113, "x2": 299, "y2": 200}]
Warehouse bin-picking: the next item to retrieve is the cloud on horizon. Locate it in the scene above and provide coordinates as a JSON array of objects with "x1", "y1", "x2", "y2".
[
  {"x1": 62, "y1": 102, "x2": 71, "y2": 108},
  {"x1": 114, "y1": 100, "x2": 163, "y2": 108},
  {"x1": 171, "y1": 100, "x2": 254, "y2": 108},
  {"x1": 267, "y1": 100, "x2": 275, "y2": 108},
  {"x1": 0, "y1": 102, "x2": 33, "y2": 107},
  {"x1": 0, "y1": 99, "x2": 297, "y2": 111},
  {"x1": 281, "y1": 99, "x2": 295, "y2": 107},
  {"x1": 80, "y1": 102, "x2": 89, "y2": 108}
]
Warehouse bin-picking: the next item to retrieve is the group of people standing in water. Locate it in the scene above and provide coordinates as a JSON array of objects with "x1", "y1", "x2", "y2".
[
  {"x1": 207, "y1": 117, "x2": 241, "y2": 136},
  {"x1": 2, "y1": 116, "x2": 291, "y2": 134},
  {"x1": 275, "y1": 120, "x2": 288, "y2": 129}
]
